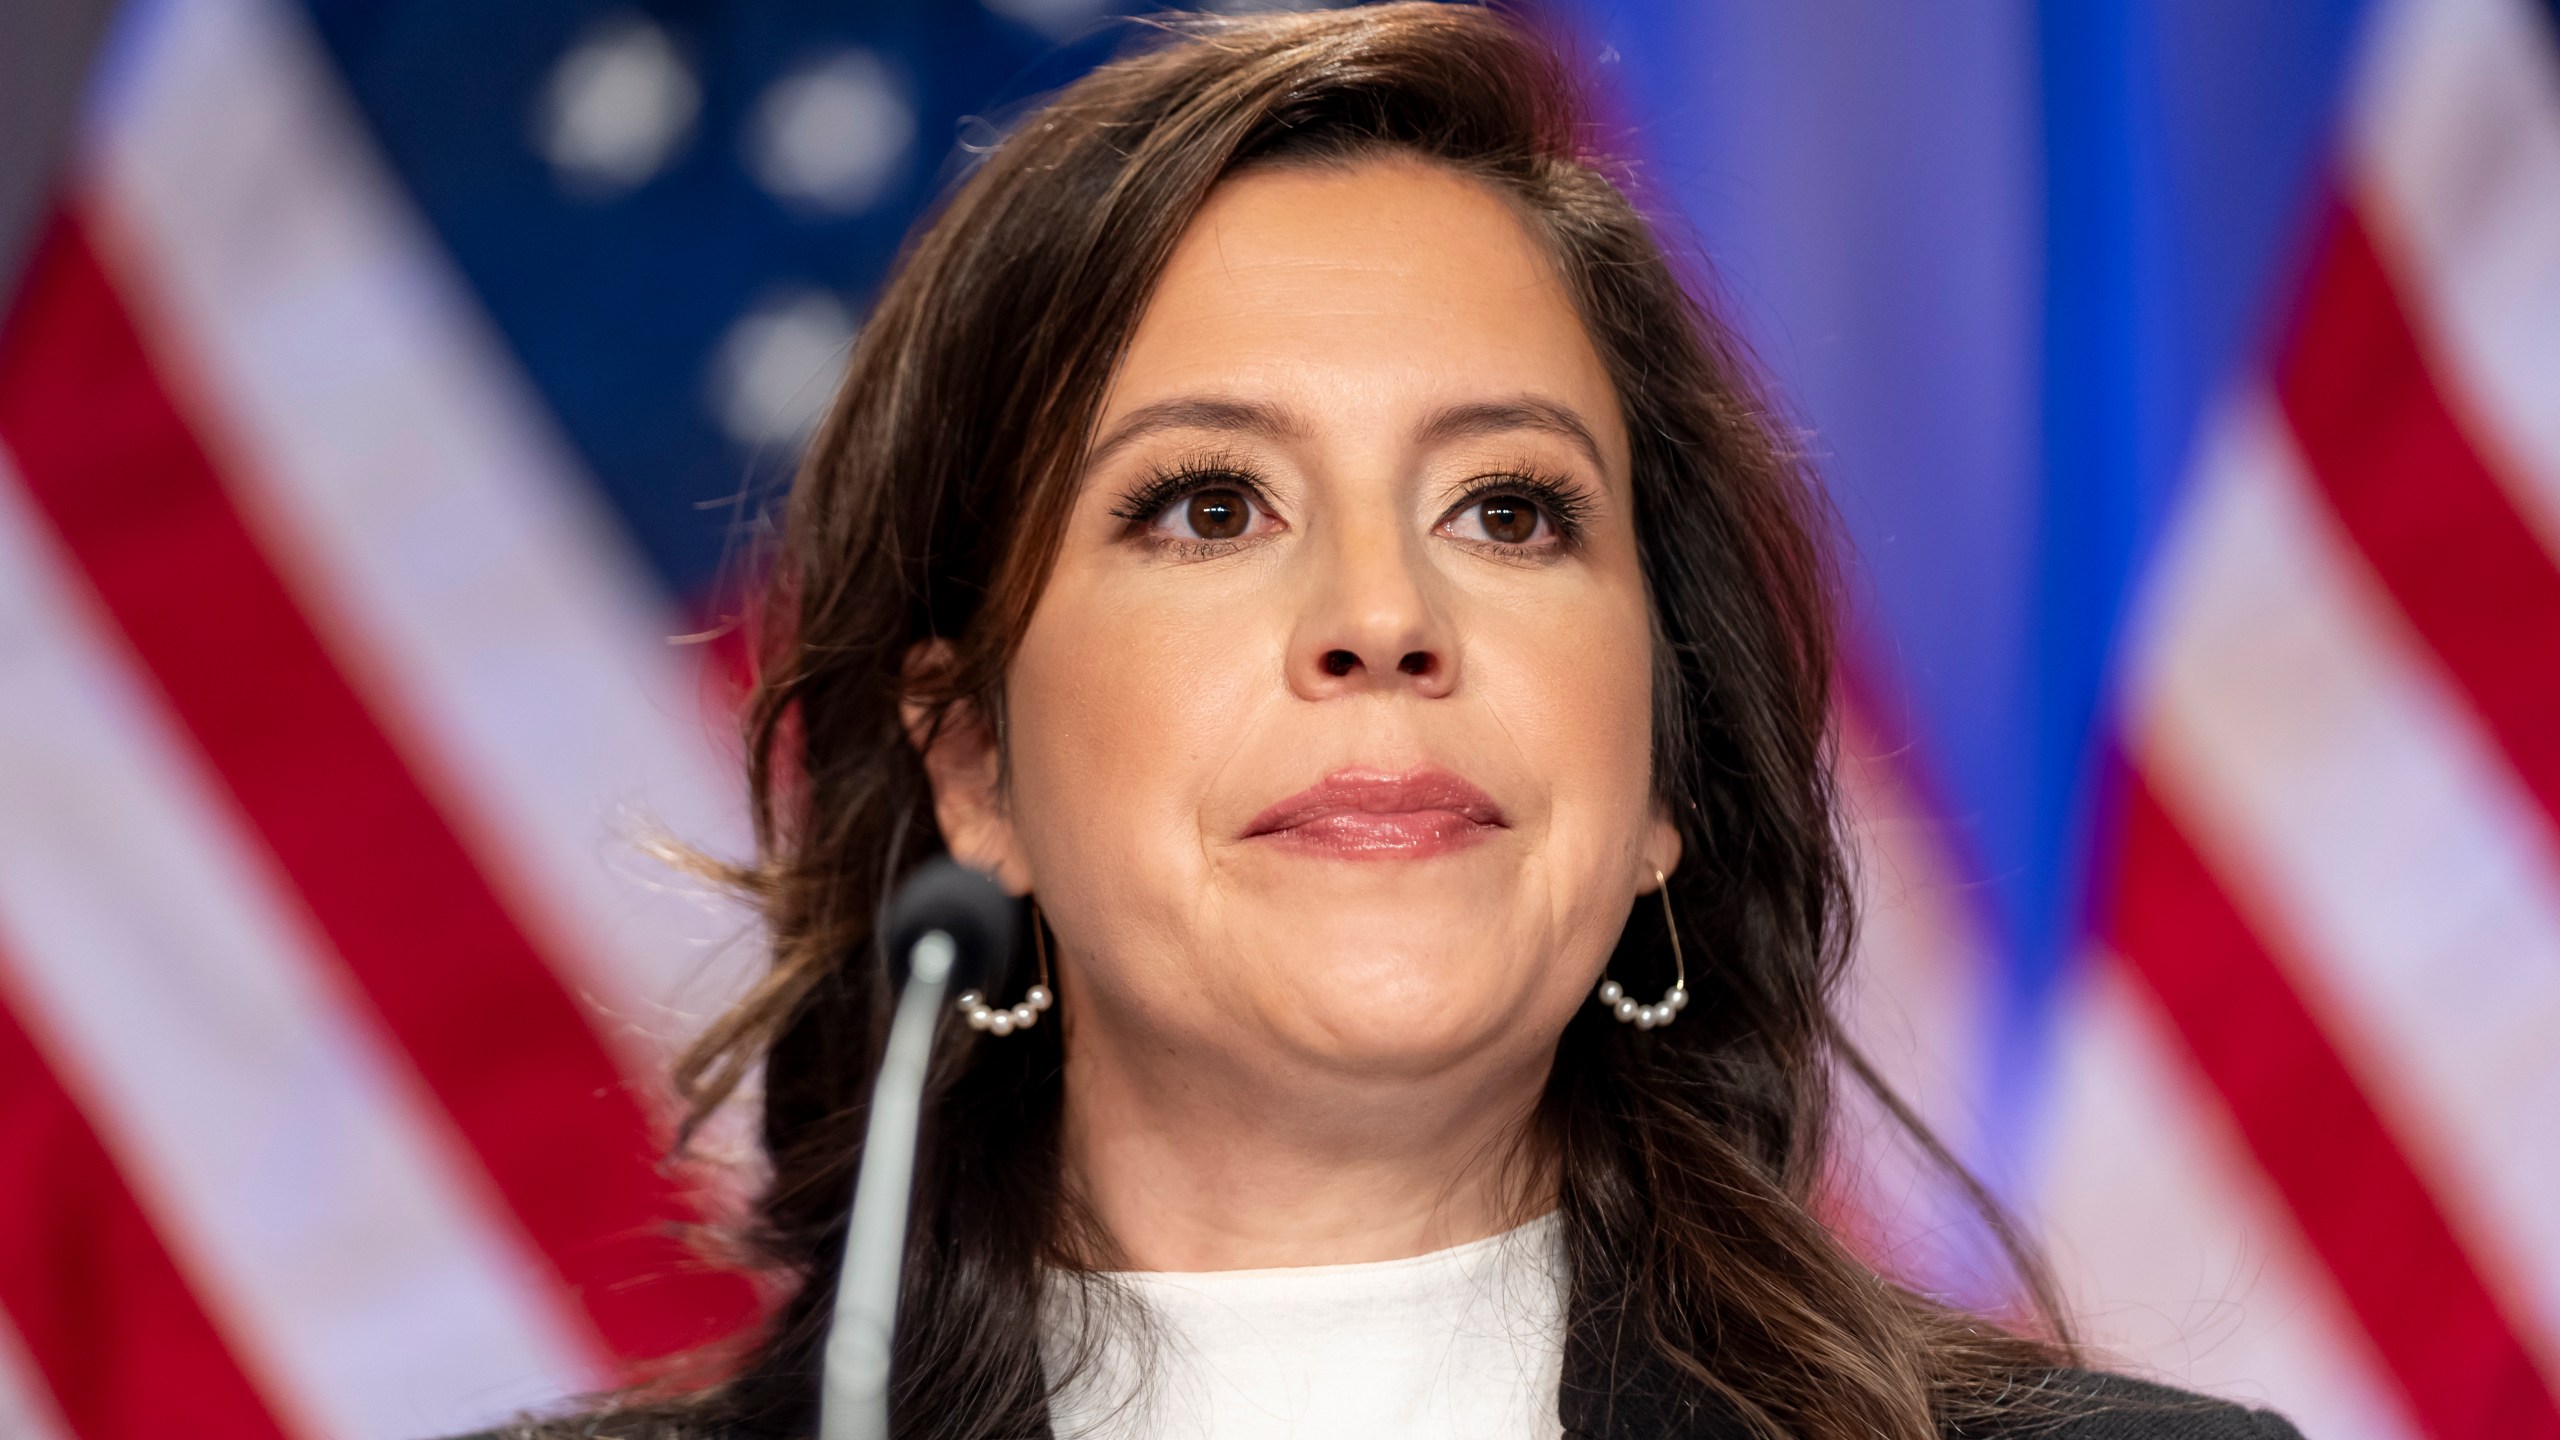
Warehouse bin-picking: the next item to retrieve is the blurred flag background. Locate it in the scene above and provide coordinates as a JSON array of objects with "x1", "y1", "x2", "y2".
[{"x1": 1, "y1": 0, "x2": 2555, "y2": 1436}]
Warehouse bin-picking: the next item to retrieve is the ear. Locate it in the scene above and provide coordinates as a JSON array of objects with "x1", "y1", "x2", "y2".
[
  {"x1": 902, "y1": 640, "x2": 1035, "y2": 894},
  {"x1": 1641, "y1": 800, "x2": 1684, "y2": 890}
]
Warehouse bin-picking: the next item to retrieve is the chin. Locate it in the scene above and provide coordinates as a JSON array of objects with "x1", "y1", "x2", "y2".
[
  {"x1": 1289, "y1": 998, "x2": 1534, "y2": 1076},
  {"x1": 1244, "y1": 915, "x2": 1555, "y2": 1074}
]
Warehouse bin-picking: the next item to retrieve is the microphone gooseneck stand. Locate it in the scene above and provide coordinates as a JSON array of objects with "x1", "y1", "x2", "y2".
[{"x1": 817, "y1": 859, "x2": 1016, "y2": 1440}]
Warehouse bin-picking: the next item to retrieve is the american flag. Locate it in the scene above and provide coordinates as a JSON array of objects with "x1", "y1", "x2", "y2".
[{"x1": 0, "y1": 1, "x2": 2554, "y2": 1437}]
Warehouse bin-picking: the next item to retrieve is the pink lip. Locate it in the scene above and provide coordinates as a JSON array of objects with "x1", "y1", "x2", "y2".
[{"x1": 1241, "y1": 767, "x2": 1507, "y2": 859}]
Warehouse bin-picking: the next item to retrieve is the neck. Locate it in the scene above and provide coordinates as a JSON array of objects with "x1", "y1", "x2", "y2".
[{"x1": 1056, "y1": 1008, "x2": 1555, "y2": 1273}]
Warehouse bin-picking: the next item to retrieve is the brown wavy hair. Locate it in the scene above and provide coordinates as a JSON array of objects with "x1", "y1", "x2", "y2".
[{"x1": 543, "y1": 5, "x2": 2071, "y2": 1437}]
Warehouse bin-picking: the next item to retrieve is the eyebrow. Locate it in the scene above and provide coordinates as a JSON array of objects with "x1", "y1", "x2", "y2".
[
  {"x1": 1085, "y1": 396, "x2": 1302, "y2": 469},
  {"x1": 1081, "y1": 393, "x2": 1610, "y2": 471},
  {"x1": 1414, "y1": 397, "x2": 1609, "y2": 471}
]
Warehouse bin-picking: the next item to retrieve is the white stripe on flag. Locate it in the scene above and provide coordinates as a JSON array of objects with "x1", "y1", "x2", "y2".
[
  {"x1": 85, "y1": 0, "x2": 755, "y2": 1068},
  {"x1": 2035, "y1": 958, "x2": 2419, "y2": 1440},
  {"x1": 0, "y1": 1311, "x2": 71, "y2": 1440},
  {"x1": 2349, "y1": 0, "x2": 2560, "y2": 559},
  {"x1": 2130, "y1": 397, "x2": 2560, "y2": 1381},
  {"x1": 0, "y1": 447, "x2": 602, "y2": 1440}
]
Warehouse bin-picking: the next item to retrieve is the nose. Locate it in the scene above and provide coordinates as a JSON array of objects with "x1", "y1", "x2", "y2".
[{"x1": 1289, "y1": 520, "x2": 1457, "y2": 700}]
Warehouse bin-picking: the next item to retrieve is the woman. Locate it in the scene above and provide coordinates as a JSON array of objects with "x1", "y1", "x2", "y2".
[{"x1": 492, "y1": 6, "x2": 2300, "y2": 1438}]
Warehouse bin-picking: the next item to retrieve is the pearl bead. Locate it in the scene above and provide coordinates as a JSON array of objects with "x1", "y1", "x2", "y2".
[
  {"x1": 1596, "y1": 974, "x2": 1684, "y2": 1029},
  {"x1": 959, "y1": 985, "x2": 1057, "y2": 1039}
]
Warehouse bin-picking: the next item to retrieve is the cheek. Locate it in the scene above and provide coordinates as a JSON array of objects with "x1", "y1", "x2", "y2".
[
  {"x1": 1469, "y1": 582, "x2": 1658, "y2": 857},
  {"x1": 1000, "y1": 567, "x2": 1281, "y2": 901}
]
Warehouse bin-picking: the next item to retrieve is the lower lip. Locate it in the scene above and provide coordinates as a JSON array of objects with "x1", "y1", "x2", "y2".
[{"x1": 1249, "y1": 809, "x2": 1499, "y2": 859}]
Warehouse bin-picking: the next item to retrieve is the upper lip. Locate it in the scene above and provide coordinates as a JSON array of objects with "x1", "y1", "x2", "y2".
[{"x1": 1242, "y1": 767, "x2": 1507, "y2": 837}]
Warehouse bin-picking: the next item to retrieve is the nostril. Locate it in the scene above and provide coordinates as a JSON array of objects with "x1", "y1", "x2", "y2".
[
  {"x1": 1397, "y1": 651, "x2": 1433, "y2": 676},
  {"x1": 1322, "y1": 649, "x2": 1359, "y2": 677}
]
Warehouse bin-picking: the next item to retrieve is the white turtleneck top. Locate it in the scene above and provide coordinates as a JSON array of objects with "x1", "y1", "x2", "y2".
[{"x1": 1041, "y1": 1213, "x2": 1567, "y2": 1440}]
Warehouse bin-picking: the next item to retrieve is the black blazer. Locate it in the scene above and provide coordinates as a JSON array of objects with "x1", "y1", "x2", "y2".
[
  {"x1": 1547, "y1": 1309, "x2": 2305, "y2": 1439},
  {"x1": 1560, "y1": 1361, "x2": 2302, "y2": 1439}
]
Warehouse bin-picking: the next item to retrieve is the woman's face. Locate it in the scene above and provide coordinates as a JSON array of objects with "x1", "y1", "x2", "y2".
[{"x1": 931, "y1": 157, "x2": 1676, "y2": 1086}]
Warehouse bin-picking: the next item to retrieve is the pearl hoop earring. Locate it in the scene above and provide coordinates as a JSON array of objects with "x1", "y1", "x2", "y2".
[
  {"x1": 955, "y1": 900, "x2": 1054, "y2": 1037},
  {"x1": 1595, "y1": 870, "x2": 1688, "y2": 1030}
]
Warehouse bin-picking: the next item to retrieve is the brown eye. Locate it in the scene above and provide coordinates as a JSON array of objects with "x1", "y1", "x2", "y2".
[
  {"x1": 1471, "y1": 494, "x2": 1544, "y2": 545},
  {"x1": 1184, "y1": 488, "x2": 1252, "y2": 540}
]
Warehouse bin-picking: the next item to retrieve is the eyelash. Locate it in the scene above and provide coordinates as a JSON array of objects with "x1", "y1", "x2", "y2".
[
  {"x1": 1108, "y1": 456, "x2": 1273, "y2": 529},
  {"x1": 1442, "y1": 472, "x2": 1592, "y2": 551}
]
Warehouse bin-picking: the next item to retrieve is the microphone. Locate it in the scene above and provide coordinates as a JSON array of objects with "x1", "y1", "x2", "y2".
[{"x1": 819, "y1": 857, "x2": 1017, "y2": 1440}]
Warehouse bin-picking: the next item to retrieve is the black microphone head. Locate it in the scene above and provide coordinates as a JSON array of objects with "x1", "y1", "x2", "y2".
[{"x1": 882, "y1": 857, "x2": 1017, "y2": 996}]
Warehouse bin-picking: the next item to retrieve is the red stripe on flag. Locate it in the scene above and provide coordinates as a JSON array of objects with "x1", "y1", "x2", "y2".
[
  {"x1": 2279, "y1": 202, "x2": 2560, "y2": 826},
  {"x1": 2105, "y1": 772, "x2": 2560, "y2": 1438},
  {"x1": 0, "y1": 983, "x2": 292, "y2": 1440},
  {"x1": 0, "y1": 211, "x2": 755, "y2": 1364}
]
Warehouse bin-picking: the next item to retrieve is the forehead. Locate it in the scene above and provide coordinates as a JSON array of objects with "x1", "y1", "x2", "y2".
[{"x1": 1105, "y1": 157, "x2": 1628, "y2": 469}]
